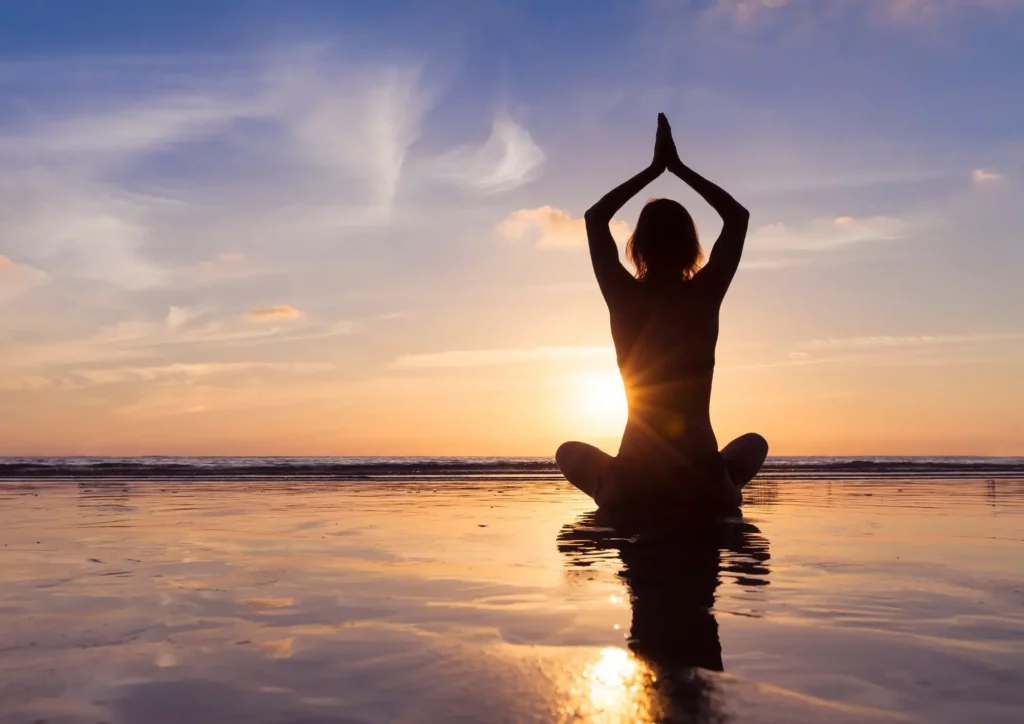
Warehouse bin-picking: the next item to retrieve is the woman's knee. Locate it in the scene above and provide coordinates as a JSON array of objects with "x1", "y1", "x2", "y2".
[
  {"x1": 744, "y1": 432, "x2": 769, "y2": 460},
  {"x1": 725, "y1": 432, "x2": 767, "y2": 457},
  {"x1": 556, "y1": 441, "x2": 611, "y2": 481},
  {"x1": 555, "y1": 441, "x2": 583, "y2": 473},
  {"x1": 722, "y1": 433, "x2": 769, "y2": 486}
]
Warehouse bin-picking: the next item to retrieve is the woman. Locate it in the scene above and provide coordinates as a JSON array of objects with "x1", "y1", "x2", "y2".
[{"x1": 556, "y1": 113, "x2": 768, "y2": 511}]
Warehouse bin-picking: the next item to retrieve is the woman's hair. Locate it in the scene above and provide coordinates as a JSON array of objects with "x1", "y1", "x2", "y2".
[{"x1": 626, "y1": 198, "x2": 703, "y2": 281}]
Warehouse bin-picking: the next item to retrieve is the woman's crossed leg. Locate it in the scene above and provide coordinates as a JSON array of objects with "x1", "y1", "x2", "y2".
[{"x1": 556, "y1": 433, "x2": 768, "y2": 508}]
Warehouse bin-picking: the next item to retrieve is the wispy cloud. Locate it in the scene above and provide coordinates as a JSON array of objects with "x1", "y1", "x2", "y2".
[
  {"x1": 433, "y1": 114, "x2": 544, "y2": 193},
  {"x1": 0, "y1": 171, "x2": 167, "y2": 289},
  {"x1": 244, "y1": 304, "x2": 303, "y2": 322},
  {"x1": 0, "y1": 55, "x2": 432, "y2": 294},
  {"x1": 711, "y1": 0, "x2": 1016, "y2": 24},
  {"x1": 71, "y1": 362, "x2": 333, "y2": 386},
  {"x1": 972, "y1": 168, "x2": 1002, "y2": 183},
  {"x1": 0, "y1": 96, "x2": 259, "y2": 159},
  {"x1": 731, "y1": 354, "x2": 856, "y2": 371},
  {"x1": 0, "y1": 361, "x2": 334, "y2": 391},
  {"x1": 803, "y1": 332, "x2": 1024, "y2": 350},
  {"x1": 2, "y1": 312, "x2": 353, "y2": 374},
  {"x1": 730, "y1": 332, "x2": 1024, "y2": 371},
  {"x1": 390, "y1": 345, "x2": 615, "y2": 369},
  {"x1": 496, "y1": 206, "x2": 630, "y2": 249},
  {"x1": 748, "y1": 215, "x2": 906, "y2": 252},
  {"x1": 712, "y1": 0, "x2": 793, "y2": 23},
  {"x1": 878, "y1": 0, "x2": 1017, "y2": 24},
  {"x1": 281, "y1": 64, "x2": 428, "y2": 210},
  {"x1": 0, "y1": 254, "x2": 48, "y2": 302},
  {"x1": 165, "y1": 305, "x2": 207, "y2": 329}
]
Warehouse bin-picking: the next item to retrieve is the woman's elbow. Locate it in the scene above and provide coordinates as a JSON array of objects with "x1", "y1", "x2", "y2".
[{"x1": 726, "y1": 204, "x2": 749, "y2": 228}]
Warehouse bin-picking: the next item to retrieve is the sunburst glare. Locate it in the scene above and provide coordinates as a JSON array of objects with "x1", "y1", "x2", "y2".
[{"x1": 572, "y1": 372, "x2": 629, "y2": 433}]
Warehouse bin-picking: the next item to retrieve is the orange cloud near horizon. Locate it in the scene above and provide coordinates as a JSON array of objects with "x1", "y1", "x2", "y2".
[
  {"x1": 497, "y1": 206, "x2": 631, "y2": 249},
  {"x1": 244, "y1": 305, "x2": 303, "y2": 322}
]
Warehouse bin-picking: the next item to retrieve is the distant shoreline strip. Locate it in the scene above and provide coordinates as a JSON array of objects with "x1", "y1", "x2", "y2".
[{"x1": 2, "y1": 457, "x2": 1023, "y2": 481}]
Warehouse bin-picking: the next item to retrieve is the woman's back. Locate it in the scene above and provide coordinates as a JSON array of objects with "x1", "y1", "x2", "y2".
[{"x1": 608, "y1": 272, "x2": 724, "y2": 464}]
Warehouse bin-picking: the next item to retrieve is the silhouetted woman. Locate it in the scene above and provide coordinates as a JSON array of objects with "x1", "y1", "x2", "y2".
[{"x1": 556, "y1": 114, "x2": 768, "y2": 510}]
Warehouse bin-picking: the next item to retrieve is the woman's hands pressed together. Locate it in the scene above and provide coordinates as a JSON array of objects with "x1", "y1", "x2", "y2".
[{"x1": 652, "y1": 112, "x2": 682, "y2": 173}]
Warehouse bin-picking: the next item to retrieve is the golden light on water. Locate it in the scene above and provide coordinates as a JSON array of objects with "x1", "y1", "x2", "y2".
[{"x1": 573, "y1": 647, "x2": 655, "y2": 723}]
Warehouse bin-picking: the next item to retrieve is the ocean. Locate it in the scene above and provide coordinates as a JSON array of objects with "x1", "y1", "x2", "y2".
[{"x1": 3, "y1": 455, "x2": 1023, "y2": 480}]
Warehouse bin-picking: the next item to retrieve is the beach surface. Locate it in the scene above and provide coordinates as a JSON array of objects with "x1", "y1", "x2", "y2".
[{"x1": 1, "y1": 458, "x2": 1023, "y2": 723}]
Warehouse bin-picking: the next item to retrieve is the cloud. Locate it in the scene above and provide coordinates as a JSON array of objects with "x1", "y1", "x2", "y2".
[
  {"x1": 710, "y1": 0, "x2": 1016, "y2": 24},
  {"x1": 0, "y1": 361, "x2": 334, "y2": 390},
  {"x1": 733, "y1": 331, "x2": 1024, "y2": 371},
  {"x1": 713, "y1": 0, "x2": 793, "y2": 22},
  {"x1": 185, "y1": 252, "x2": 269, "y2": 288},
  {"x1": 433, "y1": 114, "x2": 545, "y2": 193},
  {"x1": 389, "y1": 345, "x2": 615, "y2": 370},
  {"x1": 972, "y1": 168, "x2": 1002, "y2": 183},
  {"x1": 0, "y1": 170, "x2": 167, "y2": 289},
  {"x1": 2, "y1": 319, "x2": 283, "y2": 371},
  {"x1": 0, "y1": 255, "x2": 48, "y2": 301},
  {"x1": 165, "y1": 305, "x2": 207, "y2": 329},
  {"x1": 803, "y1": 332, "x2": 1024, "y2": 350},
  {"x1": 244, "y1": 305, "x2": 303, "y2": 322},
  {"x1": 0, "y1": 56, "x2": 433, "y2": 295},
  {"x1": 0, "y1": 96, "x2": 259, "y2": 159},
  {"x1": 748, "y1": 215, "x2": 906, "y2": 252},
  {"x1": 732, "y1": 355, "x2": 855, "y2": 371},
  {"x1": 283, "y1": 64, "x2": 428, "y2": 210},
  {"x1": 740, "y1": 257, "x2": 813, "y2": 270},
  {"x1": 71, "y1": 362, "x2": 333, "y2": 386},
  {"x1": 496, "y1": 206, "x2": 631, "y2": 250},
  {"x1": 878, "y1": 0, "x2": 1016, "y2": 23},
  {"x1": 3, "y1": 56, "x2": 428, "y2": 210},
  {"x1": 2, "y1": 313, "x2": 353, "y2": 375}
]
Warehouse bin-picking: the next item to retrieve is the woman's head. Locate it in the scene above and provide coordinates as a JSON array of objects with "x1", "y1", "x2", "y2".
[{"x1": 626, "y1": 198, "x2": 702, "y2": 282}]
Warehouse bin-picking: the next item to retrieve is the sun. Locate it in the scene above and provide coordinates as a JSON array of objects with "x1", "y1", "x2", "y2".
[{"x1": 575, "y1": 371, "x2": 629, "y2": 427}]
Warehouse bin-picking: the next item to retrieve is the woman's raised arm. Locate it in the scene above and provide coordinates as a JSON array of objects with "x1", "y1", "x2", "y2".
[
  {"x1": 659, "y1": 113, "x2": 750, "y2": 294},
  {"x1": 584, "y1": 125, "x2": 666, "y2": 298}
]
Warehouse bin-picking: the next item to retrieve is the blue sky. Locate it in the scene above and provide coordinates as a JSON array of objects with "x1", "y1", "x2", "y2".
[{"x1": 1, "y1": 0, "x2": 1022, "y2": 455}]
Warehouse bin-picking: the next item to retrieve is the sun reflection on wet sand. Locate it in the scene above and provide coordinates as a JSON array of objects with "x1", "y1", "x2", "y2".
[{"x1": 573, "y1": 646, "x2": 655, "y2": 723}]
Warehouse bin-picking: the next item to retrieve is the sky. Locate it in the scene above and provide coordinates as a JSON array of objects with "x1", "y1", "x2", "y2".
[{"x1": 1, "y1": 0, "x2": 1022, "y2": 456}]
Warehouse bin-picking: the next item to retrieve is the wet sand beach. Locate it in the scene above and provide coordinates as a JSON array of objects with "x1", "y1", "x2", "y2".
[{"x1": 2, "y1": 464, "x2": 1023, "y2": 723}]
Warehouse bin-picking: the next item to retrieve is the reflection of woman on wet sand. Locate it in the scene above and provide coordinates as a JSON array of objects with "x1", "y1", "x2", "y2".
[
  {"x1": 558, "y1": 512, "x2": 770, "y2": 717},
  {"x1": 557, "y1": 114, "x2": 768, "y2": 511}
]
